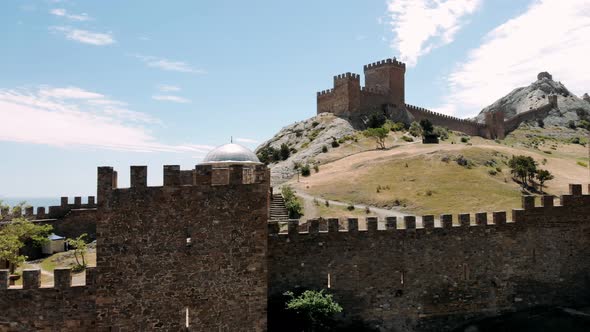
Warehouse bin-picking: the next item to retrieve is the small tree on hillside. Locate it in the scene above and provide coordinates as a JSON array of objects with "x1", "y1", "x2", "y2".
[
  {"x1": 419, "y1": 119, "x2": 434, "y2": 136},
  {"x1": 67, "y1": 233, "x2": 89, "y2": 271},
  {"x1": 280, "y1": 143, "x2": 291, "y2": 160},
  {"x1": 284, "y1": 289, "x2": 343, "y2": 332},
  {"x1": 363, "y1": 127, "x2": 388, "y2": 149},
  {"x1": 508, "y1": 155, "x2": 537, "y2": 189},
  {"x1": 535, "y1": 169, "x2": 554, "y2": 193},
  {"x1": 0, "y1": 217, "x2": 52, "y2": 273}
]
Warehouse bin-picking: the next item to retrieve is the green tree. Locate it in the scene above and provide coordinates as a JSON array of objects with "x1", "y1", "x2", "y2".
[
  {"x1": 366, "y1": 112, "x2": 386, "y2": 128},
  {"x1": 284, "y1": 289, "x2": 343, "y2": 332},
  {"x1": 0, "y1": 217, "x2": 52, "y2": 273},
  {"x1": 281, "y1": 185, "x2": 303, "y2": 219},
  {"x1": 280, "y1": 143, "x2": 291, "y2": 160},
  {"x1": 300, "y1": 164, "x2": 311, "y2": 177},
  {"x1": 363, "y1": 127, "x2": 388, "y2": 149},
  {"x1": 419, "y1": 119, "x2": 434, "y2": 136},
  {"x1": 409, "y1": 121, "x2": 423, "y2": 137},
  {"x1": 67, "y1": 233, "x2": 89, "y2": 270},
  {"x1": 535, "y1": 169, "x2": 554, "y2": 194},
  {"x1": 433, "y1": 126, "x2": 449, "y2": 140},
  {"x1": 508, "y1": 155, "x2": 538, "y2": 189}
]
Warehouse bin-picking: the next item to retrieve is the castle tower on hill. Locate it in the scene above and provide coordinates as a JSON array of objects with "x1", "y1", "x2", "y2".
[{"x1": 317, "y1": 58, "x2": 406, "y2": 120}]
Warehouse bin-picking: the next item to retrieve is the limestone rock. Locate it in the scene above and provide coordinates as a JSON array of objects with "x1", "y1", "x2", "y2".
[
  {"x1": 256, "y1": 113, "x2": 355, "y2": 185},
  {"x1": 475, "y1": 73, "x2": 590, "y2": 127}
]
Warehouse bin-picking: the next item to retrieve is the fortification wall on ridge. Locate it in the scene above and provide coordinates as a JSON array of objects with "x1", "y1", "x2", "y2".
[
  {"x1": 503, "y1": 102, "x2": 555, "y2": 133},
  {"x1": 95, "y1": 164, "x2": 270, "y2": 331},
  {"x1": 0, "y1": 196, "x2": 96, "y2": 222},
  {"x1": 0, "y1": 268, "x2": 97, "y2": 331},
  {"x1": 268, "y1": 184, "x2": 590, "y2": 331},
  {"x1": 406, "y1": 104, "x2": 490, "y2": 138}
]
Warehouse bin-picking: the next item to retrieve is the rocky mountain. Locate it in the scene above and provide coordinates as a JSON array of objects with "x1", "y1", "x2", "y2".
[
  {"x1": 475, "y1": 72, "x2": 590, "y2": 126},
  {"x1": 255, "y1": 113, "x2": 355, "y2": 185}
]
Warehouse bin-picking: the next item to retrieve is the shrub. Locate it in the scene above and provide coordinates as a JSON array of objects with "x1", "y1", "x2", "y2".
[
  {"x1": 313, "y1": 164, "x2": 320, "y2": 173},
  {"x1": 301, "y1": 164, "x2": 311, "y2": 177},
  {"x1": 460, "y1": 136, "x2": 470, "y2": 143},
  {"x1": 433, "y1": 126, "x2": 449, "y2": 140},
  {"x1": 391, "y1": 122, "x2": 406, "y2": 132},
  {"x1": 280, "y1": 143, "x2": 291, "y2": 160},
  {"x1": 365, "y1": 206, "x2": 371, "y2": 214},
  {"x1": 295, "y1": 130, "x2": 303, "y2": 137},
  {"x1": 281, "y1": 185, "x2": 303, "y2": 219},
  {"x1": 308, "y1": 129, "x2": 321, "y2": 141},
  {"x1": 367, "y1": 112, "x2": 386, "y2": 128},
  {"x1": 578, "y1": 161, "x2": 588, "y2": 168},
  {"x1": 419, "y1": 119, "x2": 434, "y2": 136},
  {"x1": 401, "y1": 135, "x2": 413, "y2": 142},
  {"x1": 488, "y1": 169, "x2": 498, "y2": 176},
  {"x1": 331, "y1": 139, "x2": 340, "y2": 148},
  {"x1": 363, "y1": 127, "x2": 389, "y2": 149},
  {"x1": 312, "y1": 121, "x2": 320, "y2": 128},
  {"x1": 409, "y1": 121, "x2": 422, "y2": 137},
  {"x1": 568, "y1": 120, "x2": 577, "y2": 129},
  {"x1": 284, "y1": 290, "x2": 343, "y2": 332},
  {"x1": 537, "y1": 119, "x2": 545, "y2": 128},
  {"x1": 321, "y1": 145, "x2": 328, "y2": 153},
  {"x1": 347, "y1": 204, "x2": 355, "y2": 211}
]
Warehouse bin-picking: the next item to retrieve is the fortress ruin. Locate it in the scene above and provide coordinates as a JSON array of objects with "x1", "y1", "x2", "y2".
[{"x1": 317, "y1": 58, "x2": 559, "y2": 139}]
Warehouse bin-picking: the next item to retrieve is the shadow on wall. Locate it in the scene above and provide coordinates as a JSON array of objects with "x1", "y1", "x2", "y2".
[{"x1": 452, "y1": 307, "x2": 590, "y2": 332}]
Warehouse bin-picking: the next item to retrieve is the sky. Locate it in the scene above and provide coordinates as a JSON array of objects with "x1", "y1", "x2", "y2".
[{"x1": 1, "y1": 0, "x2": 589, "y2": 198}]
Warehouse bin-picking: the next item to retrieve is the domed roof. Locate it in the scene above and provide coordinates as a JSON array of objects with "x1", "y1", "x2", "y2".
[{"x1": 202, "y1": 143, "x2": 261, "y2": 164}]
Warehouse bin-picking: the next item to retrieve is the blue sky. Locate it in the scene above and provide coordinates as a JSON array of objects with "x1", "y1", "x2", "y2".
[{"x1": 1, "y1": 0, "x2": 589, "y2": 197}]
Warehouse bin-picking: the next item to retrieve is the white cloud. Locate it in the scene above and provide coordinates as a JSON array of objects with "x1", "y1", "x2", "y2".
[
  {"x1": 235, "y1": 137, "x2": 259, "y2": 144},
  {"x1": 50, "y1": 8, "x2": 91, "y2": 21},
  {"x1": 438, "y1": 0, "x2": 590, "y2": 118},
  {"x1": 387, "y1": 0, "x2": 481, "y2": 66},
  {"x1": 157, "y1": 85, "x2": 181, "y2": 92},
  {"x1": 133, "y1": 55, "x2": 205, "y2": 74},
  {"x1": 0, "y1": 86, "x2": 212, "y2": 153},
  {"x1": 51, "y1": 26, "x2": 114, "y2": 45},
  {"x1": 152, "y1": 95, "x2": 191, "y2": 103}
]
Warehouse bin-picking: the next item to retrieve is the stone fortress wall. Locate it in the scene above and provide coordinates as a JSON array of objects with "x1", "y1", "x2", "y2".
[
  {"x1": 268, "y1": 184, "x2": 590, "y2": 331},
  {"x1": 0, "y1": 163, "x2": 270, "y2": 331},
  {"x1": 317, "y1": 58, "x2": 559, "y2": 139}
]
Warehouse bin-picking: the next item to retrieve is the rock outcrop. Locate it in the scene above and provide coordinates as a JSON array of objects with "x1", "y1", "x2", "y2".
[
  {"x1": 255, "y1": 113, "x2": 355, "y2": 185},
  {"x1": 475, "y1": 72, "x2": 590, "y2": 127}
]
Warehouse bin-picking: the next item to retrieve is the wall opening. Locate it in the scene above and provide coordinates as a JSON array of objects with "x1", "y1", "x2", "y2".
[
  {"x1": 186, "y1": 237, "x2": 192, "y2": 247},
  {"x1": 327, "y1": 273, "x2": 331, "y2": 289},
  {"x1": 185, "y1": 307, "x2": 189, "y2": 328},
  {"x1": 400, "y1": 271, "x2": 404, "y2": 285}
]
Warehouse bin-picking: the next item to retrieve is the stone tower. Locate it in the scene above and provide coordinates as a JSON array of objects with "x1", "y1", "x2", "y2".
[{"x1": 363, "y1": 58, "x2": 406, "y2": 108}]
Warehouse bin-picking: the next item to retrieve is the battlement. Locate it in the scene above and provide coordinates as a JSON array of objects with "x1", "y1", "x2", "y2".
[
  {"x1": 269, "y1": 184, "x2": 590, "y2": 238},
  {"x1": 361, "y1": 86, "x2": 388, "y2": 95},
  {"x1": 316, "y1": 88, "x2": 335, "y2": 97},
  {"x1": 333, "y1": 72, "x2": 360, "y2": 83},
  {"x1": 405, "y1": 104, "x2": 486, "y2": 127},
  {"x1": 0, "y1": 196, "x2": 96, "y2": 222},
  {"x1": 363, "y1": 58, "x2": 406, "y2": 71},
  {"x1": 98, "y1": 164, "x2": 269, "y2": 199},
  {"x1": 0, "y1": 267, "x2": 96, "y2": 290}
]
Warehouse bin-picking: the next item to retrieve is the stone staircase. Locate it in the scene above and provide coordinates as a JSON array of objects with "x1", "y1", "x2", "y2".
[{"x1": 269, "y1": 194, "x2": 289, "y2": 221}]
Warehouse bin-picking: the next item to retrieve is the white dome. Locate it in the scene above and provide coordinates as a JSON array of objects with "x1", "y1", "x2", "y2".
[{"x1": 201, "y1": 143, "x2": 261, "y2": 164}]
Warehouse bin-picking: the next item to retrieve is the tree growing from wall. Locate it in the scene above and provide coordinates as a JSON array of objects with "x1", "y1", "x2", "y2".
[
  {"x1": 281, "y1": 185, "x2": 303, "y2": 219},
  {"x1": 0, "y1": 217, "x2": 52, "y2": 273},
  {"x1": 284, "y1": 289, "x2": 343, "y2": 332}
]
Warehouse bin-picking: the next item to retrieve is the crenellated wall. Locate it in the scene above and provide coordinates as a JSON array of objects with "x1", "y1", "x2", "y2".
[
  {"x1": 0, "y1": 268, "x2": 97, "y2": 331},
  {"x1": 405, "y1": 104, "x2": 490, "y2": 138},
  {"x1": 268, "y1": 184, "x2": 590, "y2": 331},
  {"x1": 95, "y1": 164, "x2": 270, "y2": 331},
  {"x1": 0, "y1": 196, "x2": 96, "y2": 222}
]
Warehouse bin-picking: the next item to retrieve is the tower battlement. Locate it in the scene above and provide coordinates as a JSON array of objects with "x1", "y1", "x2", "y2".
[{"x1": 363, "y1": 57, "x2": 406, "y2": 71}]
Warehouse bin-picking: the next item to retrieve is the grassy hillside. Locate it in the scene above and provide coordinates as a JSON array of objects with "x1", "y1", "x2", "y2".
[{"x1": 287, "y1": 125, "x2": 588, "y2": 217}]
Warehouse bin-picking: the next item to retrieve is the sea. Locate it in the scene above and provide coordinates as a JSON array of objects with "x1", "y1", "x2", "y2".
[{"x1": 0, "y1": 197, "x2": 63, "y2": 209}]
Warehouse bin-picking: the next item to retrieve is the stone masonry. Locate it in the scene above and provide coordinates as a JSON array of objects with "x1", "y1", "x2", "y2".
[{"x1": 0, "y1": 164, "x2": 589, "y2": 331}]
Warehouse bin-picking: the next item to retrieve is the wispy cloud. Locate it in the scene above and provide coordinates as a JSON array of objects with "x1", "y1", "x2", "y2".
[
  {"x1": 50, "y1": 26, "x2": 114, "y2": 45},
  {"x1": 133, "y1": 55, "x2": 205, "y2": 74},
  {"x1": 50, "y1": 8, "x2": 91, "y2": 21},
  {"x1": 152, "y1": 95, "x2": 191, "y2": 103},
  {"x1": 0, "y1": 86, "x2": 213, "y2": 153},
  {"x1": 235, "y1": 137, "x2": 259, "y2": 144},
  {"x1": 157, "y1": 85, "x2": 181, "y2": 92},
  {"x1": 436, "y1": 0, "x2": 590, "y2": 117},
  {"x1": 386, "y1": 0, "x2": 481, "y2": 66}
]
